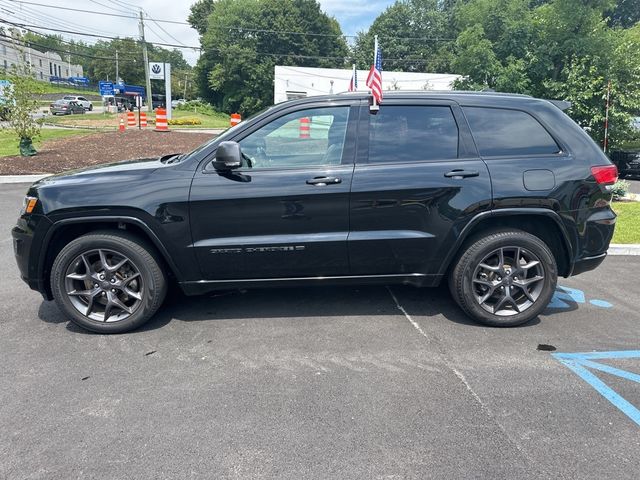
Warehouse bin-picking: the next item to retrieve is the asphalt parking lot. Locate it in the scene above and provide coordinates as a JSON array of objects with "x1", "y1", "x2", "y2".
[
  {"x1": 628, "y1": 178, "x2": 640, "y2": 195},
  {"x1": 1, "y1": 183, "x2": 639, "y2": 479}
]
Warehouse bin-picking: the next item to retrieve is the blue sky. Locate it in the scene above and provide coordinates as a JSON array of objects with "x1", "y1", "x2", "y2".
[{"x1": 319, "y1": 0, "x2": 396, "y2": 36}]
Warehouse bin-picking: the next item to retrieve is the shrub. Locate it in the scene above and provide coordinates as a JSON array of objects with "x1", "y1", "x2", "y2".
[
  {"x1": 167, "y1": 117, "x2": 202, "y2": 126},
  {"x1": 611, "y1": 179, "x2": 630, "y2": 201}
]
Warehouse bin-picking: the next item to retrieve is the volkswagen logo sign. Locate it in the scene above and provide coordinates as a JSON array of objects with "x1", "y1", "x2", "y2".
[{"x1": 151, "y1": 64, "x2": 161, "y2": 74}]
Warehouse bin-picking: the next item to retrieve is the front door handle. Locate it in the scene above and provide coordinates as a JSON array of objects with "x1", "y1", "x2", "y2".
[
  {"x1": 306, "y1": 176, "x2": 342, "y2": 186},
  {"x1": 444, "y1": 169, "x2": 479, "y2": 179}
]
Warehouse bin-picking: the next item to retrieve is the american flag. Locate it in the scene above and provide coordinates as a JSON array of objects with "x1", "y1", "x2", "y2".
[
  {"x1": 348, "y1": 65, "x2": 357, "y2": 92},
  {"x1": 366, "y1": 37, "x2": 383, "y2": 103}
]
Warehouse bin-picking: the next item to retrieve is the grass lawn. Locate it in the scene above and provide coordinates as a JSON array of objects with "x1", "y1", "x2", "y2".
[
  {"x1": 41, "y1": 109, "x2": 229, "y2": 129},
  {"x1": 0, "y1": 129, "x2": 91, "y2": 157},
  {"x1": 612, "y1": 201, "x2": 640, "y2": 244},
  {"x1": 169, "y1": 110, "x2": 229, "y2": 128}
]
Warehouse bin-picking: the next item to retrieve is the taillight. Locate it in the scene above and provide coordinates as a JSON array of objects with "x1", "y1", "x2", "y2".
[{"x1": 591, "y1": 165, "x2": 618, "y2": 185}]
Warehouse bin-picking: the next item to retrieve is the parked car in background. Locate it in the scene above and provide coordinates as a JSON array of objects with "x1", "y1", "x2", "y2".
[
  {"x1": 50, "y1": 100, "x2": 85, "y2": 115},
  {"x1": 62, "y1": 95, "x2": 93, "y2": 111},
  {"x1": 171, "y1": 98, "x2": 186, "y2": 108}
]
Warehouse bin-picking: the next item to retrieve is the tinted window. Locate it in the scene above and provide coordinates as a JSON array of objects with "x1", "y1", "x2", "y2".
[
  {"x1": 463, "y1": 107, "x2": 560, "y2": 157},
  {"x1": 368, "y1": 106, "x2": 458, "y2": 163},
  {"x1": 239, "y1": 107, "x2": 349, "y2": 169}
]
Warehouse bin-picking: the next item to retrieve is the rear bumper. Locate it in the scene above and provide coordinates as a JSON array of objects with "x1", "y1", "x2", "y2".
[{"x1": 571, "y1": 252, "x2": 607, "y2": 276}]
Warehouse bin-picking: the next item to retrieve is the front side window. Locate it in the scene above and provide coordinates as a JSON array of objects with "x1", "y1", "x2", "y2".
[
  {"x1": 239, "y1": 107, "x2": 350, "y2": 169},
  {"x1": 463, "y1": 107, "x2": 561, "y2": 157},
  {"x1": 368, "y1": 106, "x2": 459, "y2": 163}
]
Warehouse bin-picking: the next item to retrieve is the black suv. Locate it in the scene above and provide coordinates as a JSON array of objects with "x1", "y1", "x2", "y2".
[{"x1": 12, "y1": 92, "x2": 618, "y2": 333}]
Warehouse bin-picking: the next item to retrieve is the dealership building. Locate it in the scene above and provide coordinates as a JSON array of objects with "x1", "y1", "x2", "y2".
[{"x1": 273, "y1": 66, "x2": 461, "y2": 104}]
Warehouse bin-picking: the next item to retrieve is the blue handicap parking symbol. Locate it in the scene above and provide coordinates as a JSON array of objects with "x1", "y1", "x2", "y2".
[
  {"x1": 547, "y1": 286, "x2": 612, "y2": 310},
  {"x1": 554, "y1": 350, "x2": 640, "y2": 426}
]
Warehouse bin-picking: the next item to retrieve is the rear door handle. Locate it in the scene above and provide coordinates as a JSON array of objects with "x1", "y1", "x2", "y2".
[
  {"x1": 444, "y1": 169, "x2": 479, "y2": 179},
  {"x1": 306, "y1": 176, "x2": 342, "y2": 186}
]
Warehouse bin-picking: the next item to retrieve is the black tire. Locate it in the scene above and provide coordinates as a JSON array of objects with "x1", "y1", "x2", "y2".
[
  {"x1": 88, "y1": 104, "x2": 93, "y2": 111},
  {"x1": 50, "y1": 231, "x2": 167, "y2": 333},
  {"x1": 448, "y1": 229, "x2": 557, "y2": 327}
]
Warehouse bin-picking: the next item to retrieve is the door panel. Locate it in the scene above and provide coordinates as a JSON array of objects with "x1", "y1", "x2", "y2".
[
  {"x1": 189, "y1": 105, "x2": 356, "y2": 280},
  {"x1": 348, "y1": 102, "x2": 491, "y2": 276}
]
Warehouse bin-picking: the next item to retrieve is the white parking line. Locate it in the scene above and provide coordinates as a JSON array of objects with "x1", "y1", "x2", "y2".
[{"x1": 386, "y1": 286, "x2": 429, "y2": 340}]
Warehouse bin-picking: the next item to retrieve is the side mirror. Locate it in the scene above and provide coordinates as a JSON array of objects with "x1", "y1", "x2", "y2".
[{"x1": 213, "y1": 141, "x2": 242, "y2": 171}]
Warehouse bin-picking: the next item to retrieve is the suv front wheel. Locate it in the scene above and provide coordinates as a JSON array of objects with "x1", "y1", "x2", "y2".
[
  {"x1": 449, "y1": 230, "x2": 557, "y2": 327},
  {"x1": 50, "y1": 231, "x2": 167, "y2": 333}
]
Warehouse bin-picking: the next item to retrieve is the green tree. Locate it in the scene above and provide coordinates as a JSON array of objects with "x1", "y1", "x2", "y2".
[
  {"x1": 3, "y1": 64, "x2": 44, "y2": 156},
  {"x1": 607, "y1": 0, "x2": 640, "y2": 28},
  {"x1": 191, "y1": 0, "x2": 348, "y2": 115},
  {"x1": 352, "y1": 0, "x2": 456, "y2": 72}
]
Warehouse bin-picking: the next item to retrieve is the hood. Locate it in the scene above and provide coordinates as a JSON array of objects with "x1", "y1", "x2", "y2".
[{"x1": 33, "y1": 155, "x2": 179, "y2": 187}]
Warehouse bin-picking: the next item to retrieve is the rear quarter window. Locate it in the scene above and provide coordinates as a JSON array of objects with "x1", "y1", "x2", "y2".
[{"x1": 463, "y1": 107, "x2": 561, "y2": 157}]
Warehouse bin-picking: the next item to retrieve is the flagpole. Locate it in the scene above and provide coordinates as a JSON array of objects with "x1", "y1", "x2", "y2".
[
  {"x1": 352, "y1": 64, "x2": 356, "y2": 91},
  {"x1": 372, "y1": 35, "x2": 378, "y2": 109}
]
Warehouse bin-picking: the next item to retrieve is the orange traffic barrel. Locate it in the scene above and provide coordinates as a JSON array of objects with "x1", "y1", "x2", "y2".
[
  {"x1": 140, "y1": 112, "x2": 147, "y2": 128},
  {"x1": 230, "y1": 113, "x2": 241, "y2": 127},
  {"x1": 299, "y1": 117, "x2": 310, "y2": 138},
  {"x1": 127, "y1": 111, "x2": 136, "y2": 127},
  {"x1": 154, "y1": 108, "x2": 169, "y2": 132}
]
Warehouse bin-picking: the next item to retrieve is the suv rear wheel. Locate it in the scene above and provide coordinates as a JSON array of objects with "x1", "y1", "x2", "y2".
[
  {"x1": 50, "y1": 231, "x2": 167, "y2": 333},
  {"x1": 449, "y1": 230, "x2": 557, "y2": 327}
]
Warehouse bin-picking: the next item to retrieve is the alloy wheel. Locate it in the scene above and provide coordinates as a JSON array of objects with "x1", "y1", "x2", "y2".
[
  {"x1": 471, "y1": 246, "x2": 545, "y2": 316},
  {"x1": 64, "y1": 249, "x2": 144, "y2": 322}
]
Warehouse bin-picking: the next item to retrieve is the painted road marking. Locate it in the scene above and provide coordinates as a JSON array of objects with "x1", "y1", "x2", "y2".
[
  {"x1": 547, "y1": 286, "x2": 612, "y2": 310},
  {"x1": 554, "y1": 350, "x2": 640, "y2": 426}
]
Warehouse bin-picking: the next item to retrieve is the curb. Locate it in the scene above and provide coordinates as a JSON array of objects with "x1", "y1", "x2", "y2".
[
  {"x1": 0, "y1": 174, "x2": 51, "y2": 184},
  {"x1": 607, "y1": 244, "x2": 640, "y2": 256}
]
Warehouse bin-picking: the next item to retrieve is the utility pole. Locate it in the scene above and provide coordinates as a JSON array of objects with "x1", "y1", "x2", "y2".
[
  {"x1": 115, "y1": 49, "x2": 119, "y2": 83},
  {"x1": 183, "y1": 72, "x2": 189, "y2": 99},
  {"x1": 139, "y1": 10, "x2": 152, "y2": 113}
]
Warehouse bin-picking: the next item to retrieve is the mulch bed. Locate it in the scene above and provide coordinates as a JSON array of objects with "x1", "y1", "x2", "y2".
[{"x1": 0, "y1": 130, "x2": 215, "y2": 175}]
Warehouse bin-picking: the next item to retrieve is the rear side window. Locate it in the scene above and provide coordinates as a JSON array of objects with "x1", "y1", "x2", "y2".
[
  {"x1": 368, "y1": 106, "x2": 458, "y2": 163},
  {"x1": 463, "y1": 107, "x2": 560, "y2": 157}
]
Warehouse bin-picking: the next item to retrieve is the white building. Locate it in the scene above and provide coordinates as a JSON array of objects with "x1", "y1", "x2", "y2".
[
  {"x1": 274, "y1": 65, "x2": 461, "y2": 104},
  {"x1": 1, "y1": 37, "x2": 84, "y2": 81}
]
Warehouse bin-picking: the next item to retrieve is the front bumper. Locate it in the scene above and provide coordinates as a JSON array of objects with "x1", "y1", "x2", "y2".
[{"x1": 12, "y1": 214, "x2": 53, "y2": 299}]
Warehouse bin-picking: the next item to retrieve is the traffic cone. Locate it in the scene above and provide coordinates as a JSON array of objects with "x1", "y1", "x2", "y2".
[
  {"x1": 299, "y1": 117, "x2": 310, "y2": 139},
  {"x1": 154, "y1": 108, "x2": 169, "y2": 132},
  {"x1": 119, "y1": 117, "x2": 125, "y2": 132}
]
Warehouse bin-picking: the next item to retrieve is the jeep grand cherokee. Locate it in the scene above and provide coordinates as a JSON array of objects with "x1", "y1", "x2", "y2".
[{"x1": 12, "y1": 92, "x2": 617, "y2": 333}]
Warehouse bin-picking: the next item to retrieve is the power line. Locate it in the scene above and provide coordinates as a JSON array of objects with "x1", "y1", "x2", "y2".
[
  {"x1": 2, "y1": 19, "x2": 451, "y2": 65},
  {"x1": 0, "y1": 0, "x2": 123, "y2": 39},
  {"x1": 4, "y1": 0, "x2": 456, "y2": 43}
]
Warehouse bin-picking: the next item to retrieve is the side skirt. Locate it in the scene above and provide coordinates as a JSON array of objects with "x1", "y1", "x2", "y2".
[{"x1": 179, "y1": 273, "x2": 443, "y2": 296}]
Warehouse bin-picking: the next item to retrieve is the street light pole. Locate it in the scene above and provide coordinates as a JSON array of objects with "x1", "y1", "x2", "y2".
[
  {"x1": 115, "y1": 49, "x2": 119, "y2": 83},
  {"x1": 139, "y1": 10, "x2": 153, "y2": 113}
]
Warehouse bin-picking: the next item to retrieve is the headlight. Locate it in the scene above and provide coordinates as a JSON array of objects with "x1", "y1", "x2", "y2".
[{"x1": 20, "y1": 196, "x2": 38, "y2": 215}]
